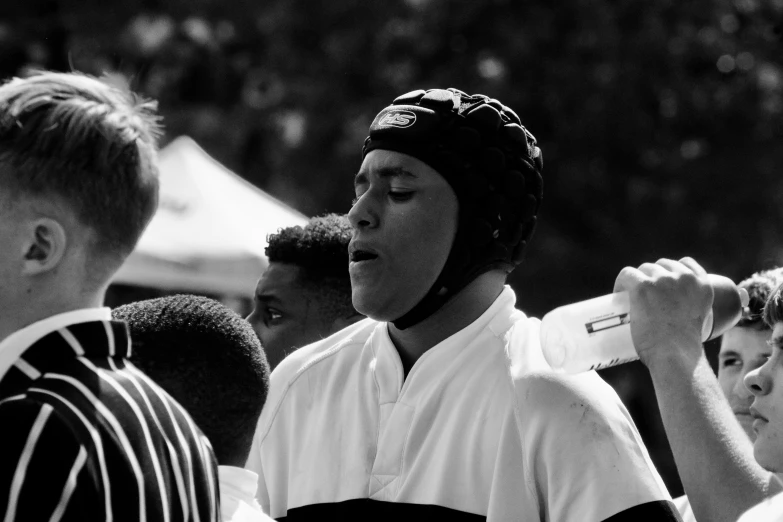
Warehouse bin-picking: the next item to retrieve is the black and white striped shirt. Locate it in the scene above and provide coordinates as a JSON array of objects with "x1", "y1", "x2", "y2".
[{"x1": 0, "y1": 317, "x2": 220, "y2": 522}]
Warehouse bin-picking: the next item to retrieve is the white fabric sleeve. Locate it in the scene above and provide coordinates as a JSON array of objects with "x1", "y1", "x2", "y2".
[
  {"x1": 736, "y1": 491, "x2": 783, "y2": 522},
  {"x1": 514, "y1": 370, "x2": 672, "y2": 522},
  {"x1": 244, "y1": 430, "x2": 270, "y2": 514}
]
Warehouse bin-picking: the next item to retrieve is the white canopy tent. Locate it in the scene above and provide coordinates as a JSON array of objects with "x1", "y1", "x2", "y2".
[{"x1": 112, "y1": 136, "x2": 308, "y2": 297}]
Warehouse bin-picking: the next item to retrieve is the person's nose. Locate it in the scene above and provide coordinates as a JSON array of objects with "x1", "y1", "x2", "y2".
[
  {"x1": 745, "y1": 363, "x2": 771, "y2": 397},
  {"x1": 734, "y1": 368, "x2": 755, "y2": 400},
  {"x1": 245, "y1": 311, "x2": 262, "y2": 335},
  {"x1": 348, "y1": 192, "x2": 378, "y2": 231}
]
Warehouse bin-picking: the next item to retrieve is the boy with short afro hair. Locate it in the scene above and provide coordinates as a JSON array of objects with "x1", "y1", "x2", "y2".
[
  {"x1": 247, "y1": 213, "x2": 363, "y2": 369},
  {"x1": 113, "y1": 295, "x2": 273, "y2": 522}
]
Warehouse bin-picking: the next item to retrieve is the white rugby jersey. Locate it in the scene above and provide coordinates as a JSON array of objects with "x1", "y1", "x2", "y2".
[
  {"x1": 247, "y1": 287, "x2": 680, "y2": 521},
  {"x1": 737, "y1": 491, "x2": 783, "y2": 522}
]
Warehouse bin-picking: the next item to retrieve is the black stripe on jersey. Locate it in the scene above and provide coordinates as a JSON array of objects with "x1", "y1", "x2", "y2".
[
  {"x1": 0, "y1": 364, "x2": 34, "y2": 398},
  {"x1": 603, "y1": 500, "x2": 683, "y2": 522},
  {"x1": 18, "y1": 400, "x2": 100, "y2": 521},
  {"x1": 107, "y1": 358, "x2": 190, "y2": 521},
  {"x1": 0, "y1": 399, "x2": 102, "y2": 521},
  {"x1": 76, "y1": 356, "x2": 173, "y2": 521},
  {"x1": 280, "y1": 499, "x2": 486, "y2": 521}
]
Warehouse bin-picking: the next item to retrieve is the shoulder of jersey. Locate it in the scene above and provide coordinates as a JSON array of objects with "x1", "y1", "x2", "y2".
[
  {"x1": 258, "y1": 318, "x2": 377, "y2": 438},
  {"x1": 269, "y1": 317, "x2": 378, "y2": 386},
  {"x1": 500, "y1": 314, "x2": 623, "y2": 417}
]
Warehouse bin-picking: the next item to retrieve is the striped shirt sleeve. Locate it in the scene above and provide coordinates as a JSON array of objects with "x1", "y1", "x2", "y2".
[{"x1": 0, "y1": 397, "x2": 101, "y2": 522}]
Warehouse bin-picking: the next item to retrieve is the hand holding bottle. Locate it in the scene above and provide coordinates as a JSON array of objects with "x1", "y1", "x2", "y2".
[
  {"x1": 541, "y1": 257, "x2": 749, "y2": 373},
  {"x1": 613, "y1": 257, "x2": 716, "y2": 369}
]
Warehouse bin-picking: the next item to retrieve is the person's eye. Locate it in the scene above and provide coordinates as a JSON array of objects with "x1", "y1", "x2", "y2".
[
  {"x1": 720, "y1": 357, "x2": 741, "y2": 369},
  {"x1": 389, "y1": 191, "x2": 413, "y2": 202},
  {"x1": 265, "y1": 308, "x2": 284, "y2": 325}
]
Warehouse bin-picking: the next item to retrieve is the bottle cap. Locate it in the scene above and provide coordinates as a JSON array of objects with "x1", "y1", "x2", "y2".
[{"x1": 705, "y1": 274, "x2": 747, "y2": 341}]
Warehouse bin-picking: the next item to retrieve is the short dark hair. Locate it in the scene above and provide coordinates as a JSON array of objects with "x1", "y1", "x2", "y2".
[
  {"x1": 266, "y1": 213, "x2": 355, "y2": 319},
  {"x1": 734, "y1": 267, "x2": 783, "y2": 329},
  {"x1": 112, "y1": 295, "x2": 269, "y2": 466},
  {"x1": 0, "y1": 71, "x2": 161, "y2": 265}
]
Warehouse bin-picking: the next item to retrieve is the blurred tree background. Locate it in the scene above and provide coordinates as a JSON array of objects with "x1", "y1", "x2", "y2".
[{"x1": 2, "y1": 0, "x2": 782, "y2": 496}]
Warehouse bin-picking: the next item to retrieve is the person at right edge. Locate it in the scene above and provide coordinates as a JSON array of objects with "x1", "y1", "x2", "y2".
[
  {"x1": 670, "y1": 267, "x2": 783, "y2": 522},
  {"x1": 615, "y1": 259, "x2": 782, "y2": 522},
  {"x1": 246, "y1": 88, "x2": 681, "y2": 521}
]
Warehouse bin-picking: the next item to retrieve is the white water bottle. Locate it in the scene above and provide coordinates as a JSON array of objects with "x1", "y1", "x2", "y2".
[{"x1": 540, "y1": 274, "x2": 750, "y2": 373}]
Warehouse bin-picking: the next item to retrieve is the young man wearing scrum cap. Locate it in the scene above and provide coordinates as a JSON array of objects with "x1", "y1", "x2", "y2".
[{"x1": 246, "y1": 88, "x2": 680, "y2": 521}]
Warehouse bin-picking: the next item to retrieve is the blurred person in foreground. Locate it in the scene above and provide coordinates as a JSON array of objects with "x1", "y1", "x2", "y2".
[
  {"x1": 246, "y1": 213, "x2": 362, "y2": 369},
  {"x1": 113, "y1": 295, "x2": 274, "y2": 522},
  {"x1": 672, "y1": 267, "x2": 783, "y2": 521},
  {"x1": 737, "y1": 285, "x2": 783, "y2": 520},
  {"x1": 0, "y1": 72, "x2": 219, "y2": 521},
  {"x1": 614, "y1": 259, "x2": 782, "y2": 522},
  {"x1": 247, "y1": 88, "x2": 680, "y2": 520}
]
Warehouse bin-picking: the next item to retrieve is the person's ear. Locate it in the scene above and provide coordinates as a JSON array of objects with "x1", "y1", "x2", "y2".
[
  {"x1": 330, "y1": 312, "x2": 365, "y2": 334},
  {"x1": 21, "y1": 218, "x2": 67, "y2": 276}
]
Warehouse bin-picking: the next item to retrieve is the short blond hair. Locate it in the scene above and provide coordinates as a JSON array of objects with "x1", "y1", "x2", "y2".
[{"x1": 0, "y1": 71, "x2": 162, "y2": 263}]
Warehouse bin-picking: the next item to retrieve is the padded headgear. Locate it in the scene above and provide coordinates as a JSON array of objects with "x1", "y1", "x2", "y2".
[{"x1": 362, "y1": 88, "x2": 543, "y2": 330}]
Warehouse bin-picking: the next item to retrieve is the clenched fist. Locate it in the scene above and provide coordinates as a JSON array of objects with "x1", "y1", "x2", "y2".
[{"x1": 613, "y1": 257, "x2": 714, "y2": 369}]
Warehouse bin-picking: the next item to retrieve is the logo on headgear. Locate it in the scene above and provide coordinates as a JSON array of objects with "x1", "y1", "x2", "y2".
[{"x1": 378, "y1": 110, "x2": 417, "y2": 129}]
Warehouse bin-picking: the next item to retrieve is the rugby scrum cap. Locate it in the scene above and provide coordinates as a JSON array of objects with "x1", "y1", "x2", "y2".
[{"x1": 362, "y1": 87, "x2": 544, "y2": 330}]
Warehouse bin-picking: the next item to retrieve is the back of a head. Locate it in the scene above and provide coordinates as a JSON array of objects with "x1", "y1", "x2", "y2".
[
  {"x1": 0, "y1": 71, "x2": 162, "y2": 278},
  {"x1": 112, "y1": 295, "x2": 270, "y2": 466},
  {"x1": 265, "y1": 213, "x2": 356, "y2": 321}
]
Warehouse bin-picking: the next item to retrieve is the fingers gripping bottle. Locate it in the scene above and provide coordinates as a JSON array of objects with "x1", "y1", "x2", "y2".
[{"x1": 540, "y1": 274, "x2": 750, "y2": 373}]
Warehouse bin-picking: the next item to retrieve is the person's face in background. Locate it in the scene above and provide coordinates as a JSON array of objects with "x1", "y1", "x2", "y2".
[
  {"x1": 348, "y1": 150, "x2": 458, "y2": 322},
  {"x1": 246, "y1": 262, "x2": 333, "y2": 370},
  {"x1": 745, "y1": 322, "x2": 783, "y2": 472},
  {"x1": 717, "y1": 326, "x2": 771, "y2": 440}
]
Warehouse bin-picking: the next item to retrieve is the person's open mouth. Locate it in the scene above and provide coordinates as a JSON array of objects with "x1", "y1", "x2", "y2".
[
  {"x1": 350, "y1": 250, "x2": 379, "y2": 263},
  {"x1": 349, "y1": 242, "x2": 380, "y2": 265},
  {"x1": 750, "y1": 406, "x2": 769, "y2": 432}
]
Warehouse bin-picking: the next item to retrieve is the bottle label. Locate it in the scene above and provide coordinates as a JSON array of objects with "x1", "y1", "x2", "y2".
[
  {"x1": 588, "y1": 354, "x2": 639, "y2": 371},
  {"x1": 585, "y1": 312, "x2": 630, "y2": 335}
]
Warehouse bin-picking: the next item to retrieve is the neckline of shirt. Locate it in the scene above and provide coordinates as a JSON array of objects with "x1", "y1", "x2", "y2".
[{"x1": 373, "y1": 286, "x2": 520, "y2": 398}]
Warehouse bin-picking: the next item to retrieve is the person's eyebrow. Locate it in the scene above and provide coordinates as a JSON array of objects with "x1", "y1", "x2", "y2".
[
  {"x1": 255, "y1": 292, "x2": 282, "y2": 304},
  {"x1": 354, "y1": 167, "x2": 417, "y2": 187},
  {"x1": 718, "y1": 350, "x2": 740, "y2": 359}
]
